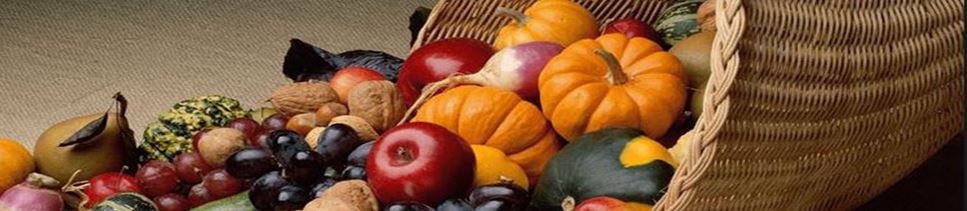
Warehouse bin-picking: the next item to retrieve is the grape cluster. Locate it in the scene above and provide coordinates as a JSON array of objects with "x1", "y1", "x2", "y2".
[
  {"x1": 223, "y1": 120, "x2": 371, "y2": 210},
  {"x1": 386, "y1": 183, "x2": 531, "y2": 211}
]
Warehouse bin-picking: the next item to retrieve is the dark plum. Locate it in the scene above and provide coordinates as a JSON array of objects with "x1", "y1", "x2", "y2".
[
  {"x1": 340, "y1": 166, "x2": 367, "y2": 180},
  {"x1": 467, "y1": 183, "x2": 529, "y2": 207},
  {"x1": 225, "y1": 148, "x2": 279, "y2": 179},
  {"x1": 284, "y1": 150, "x2": 325, "y2": 185},
  {"x1": 315, "y1": 124, "x2": 364, "y2": 166},
  {"x1": 347, "y1": 141, "x2": 375, "y2": 167},
  {"x1": 384, "y1": 201, "x2": 435, "y2": 211},
  {"x1": 274, "y1": 185, "x2": 311, "y2": 210},
  {"x1": 266, "y1": 130, "x2": 310, "y2": 165},
  {"x1": 437, "y1": 199, "x2": 472, "y2": 211},
  {"x1": 250, "y1": 171, "x2": 289, "y2": 210},
  {"x1": 473, "y1": 199, "x2": 518, "y2": 211},
  {"x1": 309, "y1": 178, "x2": 338, "y2": 198}
]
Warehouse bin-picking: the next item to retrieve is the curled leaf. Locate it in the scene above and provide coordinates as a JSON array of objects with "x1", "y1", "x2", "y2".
[{"x1": 58, "y1": 112, "x2": 109, "y2": 147}]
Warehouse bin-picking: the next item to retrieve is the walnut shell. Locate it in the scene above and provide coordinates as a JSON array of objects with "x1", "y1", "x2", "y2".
[
  {"x1": 347, "y1": 80, "x2": 405, "y2": 132},
  {"x1": 304, "y1": 180, "x2": 379, "y2": 211},
  {"x1": 305, "y1": 126, "x2": 326, "y2": 149},
  {"x1": 329, "y1": 115, "x2": 379, "y2": 141},
  {"x1": 270, "y1": 81, "x2": 338, "y2": 117}
]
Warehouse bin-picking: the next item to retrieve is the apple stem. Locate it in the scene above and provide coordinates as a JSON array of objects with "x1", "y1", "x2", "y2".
[
  {"x1": 561, "y1": 196, "x2": 577, "y2": 211},
  {"x1": 396, "y1": 147, "x2": 413, "y2": 161},
  {"x1": 495, "y1": 7, "x2": 528, "y2": 27},
  {"x1": 595, "y1": 49, "x2": 628, "y2": 85}
]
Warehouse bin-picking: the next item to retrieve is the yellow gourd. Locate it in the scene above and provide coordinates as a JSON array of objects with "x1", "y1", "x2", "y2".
[{"x1": 470, "y1": 145, "x2": 529, "y2": 190}]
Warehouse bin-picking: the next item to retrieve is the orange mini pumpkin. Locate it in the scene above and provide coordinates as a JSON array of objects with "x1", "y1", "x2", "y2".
[
  {"x1": 539, "y1": 33, "x2": 688, "y2": 141},
  {"x1": 493, "y1": 0, "x2": 597, "y2": 50},
  {"x1": 413, "y1": 85, "x2": 560, "y2": 180}
]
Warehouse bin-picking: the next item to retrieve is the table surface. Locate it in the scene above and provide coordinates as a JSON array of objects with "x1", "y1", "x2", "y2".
[{"x1": 0, "y1": 0, "x2": 960, "y2": 209}]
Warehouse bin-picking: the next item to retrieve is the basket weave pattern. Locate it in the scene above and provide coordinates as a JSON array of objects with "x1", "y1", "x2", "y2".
[{"x1": 415, "y1": 0, "x2": 964, "y2": 210}]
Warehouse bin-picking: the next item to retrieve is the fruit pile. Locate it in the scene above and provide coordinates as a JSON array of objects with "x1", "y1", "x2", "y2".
[{"x1": 0, "y1": 0, "x2": 719, "y2": 210}]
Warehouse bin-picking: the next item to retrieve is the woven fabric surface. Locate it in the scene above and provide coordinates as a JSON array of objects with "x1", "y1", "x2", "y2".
[{"x1": 0, "y1": 0, "x2": 434, "y2": 148}]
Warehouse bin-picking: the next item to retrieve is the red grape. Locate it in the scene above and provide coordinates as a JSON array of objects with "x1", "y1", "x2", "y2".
[
  {"x1": 253, "y1": 129, "x2": 276, "y2": 148},
  {"x1": 261, "y1": 114, "x2": 289, "y2": 131},
  {"x1": 191, "y1": 129, "x2": 211, "y2": 150},
  {"x1": 227, "y1": 118, "x2": 261, "y2": 140},
  {"x1": 202, "y1": 169, "x2": 242, "y2": 198},
  {"x1": 187, "y1": 183, "x2": 216, "y2": 208},
  {"x1": 136, "y1": 160, "x2": 180, "y2": 197},
  {"x1": 154, "y1": 194, "x2": 189, "y2": 211},
  {"x1": 174, "y1": 152, "x2": 213, "y2": 185}
]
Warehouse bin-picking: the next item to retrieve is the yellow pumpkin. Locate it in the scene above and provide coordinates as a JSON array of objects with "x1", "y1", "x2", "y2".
[
  {"x1": 493, "y1": 0, "x2": 597, "y2": 50},
  {"x1": 539, "y1": 33, "x2": 689, "y2": 141},
  {"x1": 470, "y1": 145, "x2": 529, "y2": 190},
  {"x1": 0, "y1": 138, "x2": 35, "y2": 193},
  {"x1": 413, "y1": 85, "x2": 561, "y2": 180}
]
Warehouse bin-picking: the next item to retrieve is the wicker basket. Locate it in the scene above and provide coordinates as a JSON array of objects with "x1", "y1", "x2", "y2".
[{"x1": 413, "y1": 0, "x2": 964, "y2": 210}]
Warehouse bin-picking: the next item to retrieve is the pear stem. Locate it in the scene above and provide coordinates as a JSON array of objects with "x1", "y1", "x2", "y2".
[
  {"x1": 594, "y1": 49, "x2": 628, "y2": 85},
  {"x1": 495, "y1": 7, "x2": 528, "y2": 27}
]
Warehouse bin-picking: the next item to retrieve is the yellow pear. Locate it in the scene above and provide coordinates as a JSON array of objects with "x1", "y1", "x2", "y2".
[{"x1": 34, "y1": 112, "x2": 129, "y2": 182}]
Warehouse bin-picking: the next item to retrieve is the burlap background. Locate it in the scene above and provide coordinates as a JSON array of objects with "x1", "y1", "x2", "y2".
[{"x1": 0, "y1": 0, "x2": 958, "y2": 209}]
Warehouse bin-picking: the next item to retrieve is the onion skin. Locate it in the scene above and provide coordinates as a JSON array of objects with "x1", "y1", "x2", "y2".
[
  {"x1": 478, "y1": 41, "x2": 563, "y2": 102},
  {"x1": 0, "y1": 181, "x2": 64, "y2": 211}
]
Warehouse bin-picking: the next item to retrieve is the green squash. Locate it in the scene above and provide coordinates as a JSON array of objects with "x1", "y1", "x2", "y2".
[
  {"x1": 139, "y1": 95, "x2": 250, "y2": 162},
  {"x1": 191, "y1": 191, "x2": 256, "y2": 211},
  {"x1": 654, "y1": 0, "x2": 705, "y2": 46},
  {"x1": 532, "y1": 128, "x2": 676, "y2": 210},
  {"x1": 92, "y1": 192, "x2": 158, "y2": 211}
]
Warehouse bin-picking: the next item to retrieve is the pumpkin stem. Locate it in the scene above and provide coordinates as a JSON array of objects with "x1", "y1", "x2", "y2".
[
  {"x1": 595, "y1": 49, "x2": 628, "y2": 85},
  {"x1": 495, "y1": 7, "x2": 528, "y2": 27},
  {"x1": 561, "y1": 196, "x2": 577, "y2": 211}
]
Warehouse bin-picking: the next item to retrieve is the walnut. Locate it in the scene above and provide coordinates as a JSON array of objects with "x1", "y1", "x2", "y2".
[
  {"x1": 270, "y1": 81, "x2": 338, "y2": 117},
  {"x1": 347, "y1": 80, "x2": 405, "y2": 132}
]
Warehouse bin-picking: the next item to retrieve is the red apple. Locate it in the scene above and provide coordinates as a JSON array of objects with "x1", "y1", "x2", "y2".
[
  {"x1": 366, "y1": 122, "x2": 476, "y2": 206},
  {"x1": 398, "y1": 38, "x2": 494, "y2": 106},
  {"x1": 574, "y1": 197, "x2": 648, "y2": 211},
  {"x1": 604, "y1": 18, "x2": 662, "y2": 44},
  {"x1": 331, "y1": 66, "x2": 386, "y2": 103}
]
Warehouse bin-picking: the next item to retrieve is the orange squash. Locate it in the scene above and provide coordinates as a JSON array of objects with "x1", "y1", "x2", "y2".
[
  {"x1": 0, "y1": 138, "x2": 35, "y2": 193},
  {"x1": 493, "y1": 0, "x2": 597, "y2": 50},
  {"x1": 412, "y1": 85, "x2": 560, "y2": 180},
  {"x1": 539, "y1": 33, "x2": 688, "y2": 141}
]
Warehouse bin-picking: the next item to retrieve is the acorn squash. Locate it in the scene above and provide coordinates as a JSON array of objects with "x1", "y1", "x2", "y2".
[
  {"x1": 532, "y1": 128, "x2": 676, "y2": 210},
  {"x1": 92, "y1": 192, "x2": 158, "y2": 211},
  {"x1": 139, "y1": 95, "x2": 249, "y2": 162},
  {"x1": 654, "y1": 0, "x2": 704, "y2": 45}
]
